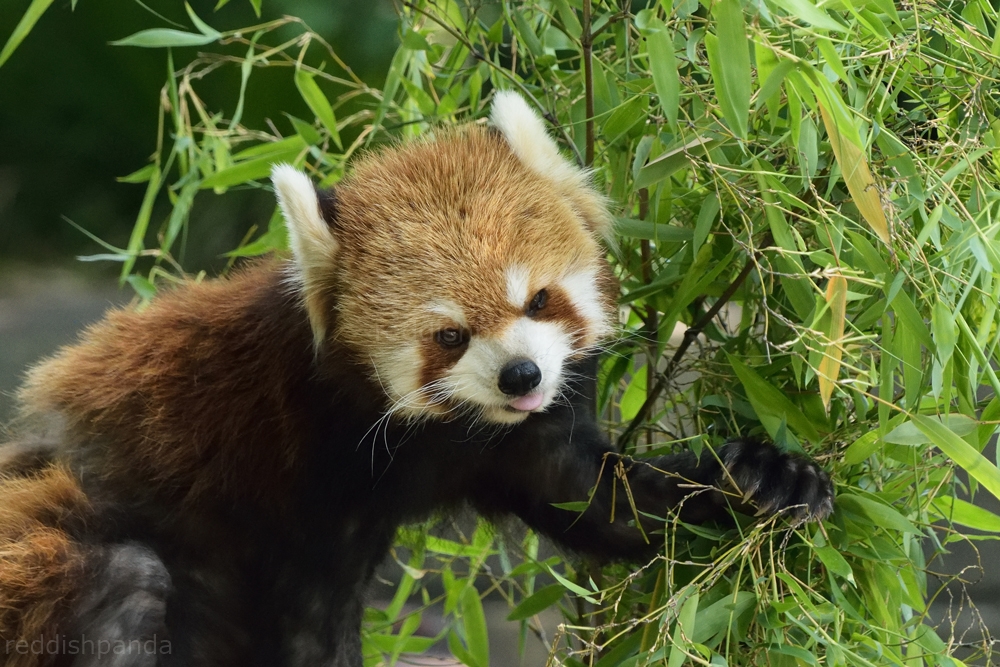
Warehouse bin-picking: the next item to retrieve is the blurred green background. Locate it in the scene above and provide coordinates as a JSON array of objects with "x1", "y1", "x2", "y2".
[{"x1": 0, "y1": 0, "x2": 398, "y2": 271}]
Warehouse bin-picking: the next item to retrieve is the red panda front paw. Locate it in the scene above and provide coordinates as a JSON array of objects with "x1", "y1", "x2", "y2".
[{"x1": 719, "y1": 438, "x2": 834, "y2": 522}]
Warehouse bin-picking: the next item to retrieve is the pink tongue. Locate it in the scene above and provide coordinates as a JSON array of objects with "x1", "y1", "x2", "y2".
[{"x1": 510, "y1": 392, "x2": 544, "y2": 412}]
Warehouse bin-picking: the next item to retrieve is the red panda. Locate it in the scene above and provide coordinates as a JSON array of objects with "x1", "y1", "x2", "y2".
[{"x1": 0, "y1": 92, "x2": 833, "y2": 667}]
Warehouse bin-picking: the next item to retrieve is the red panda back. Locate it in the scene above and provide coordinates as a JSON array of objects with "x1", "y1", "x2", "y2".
[{"x1": 16, "y1": 263, "x2": 324, "y2": 507}]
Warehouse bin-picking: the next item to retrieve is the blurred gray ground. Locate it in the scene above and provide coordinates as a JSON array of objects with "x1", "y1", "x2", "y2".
[{"x1": 1, "y1": 268, "x2": 998, "y2": 662}]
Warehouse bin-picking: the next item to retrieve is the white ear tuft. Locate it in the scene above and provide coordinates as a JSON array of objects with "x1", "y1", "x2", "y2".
[
  {"x1": 271, "y1": 164, "x2": 338, "y2": 346},
  {"x1": 490, "y1": 92, "x2": 614, "y2": 242},
  {"x1": 490, "y1": 91, "x2": 582, "y2": 190}
]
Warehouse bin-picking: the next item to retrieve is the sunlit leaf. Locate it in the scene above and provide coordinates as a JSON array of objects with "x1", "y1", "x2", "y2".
[
  {"x1": 112, "y1": 29, "x2": 219, "y2": 48},
  {"x1": 0, "y1": 0, "x2": 55, "y2": 68},
  {"x1": 294, "y1": 69, "x2": 342, "y2": 150},
  {"x1": 913, "y1": 415, "x2": 1000, "y2": 503},
  {"x1": 818, "y1": 272, "x2": 847, "y2": 410},
  {"x1": 810, "y1": 78, "x2": 890, "y2": 243}
]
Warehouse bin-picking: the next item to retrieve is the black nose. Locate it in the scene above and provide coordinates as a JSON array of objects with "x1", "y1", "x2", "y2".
[{"x1": 498, "y1": 359, "x2": 542, "y2": 396}]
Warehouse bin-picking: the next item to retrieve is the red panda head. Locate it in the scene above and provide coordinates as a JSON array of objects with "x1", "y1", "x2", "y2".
[{"x1": 273, "y1": 92, "x2": 616, "y2": 424}]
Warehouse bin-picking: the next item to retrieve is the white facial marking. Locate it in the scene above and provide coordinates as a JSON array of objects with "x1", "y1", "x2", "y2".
[
  {"x1": 377, "y1": 343, "x2": 426, "y2": 418},
  {"x1": 445, "y1": 316, "x2": 574, "y2": 424},
  {"x1": 505, "y1": 265, "x2": 531, "y2": 309},
  {"x1": 560, "y1": 267, "x2": 611, "y2": 340},
  {"x1": 428, "y1": 300, "x2": 468, "y2": 328}
]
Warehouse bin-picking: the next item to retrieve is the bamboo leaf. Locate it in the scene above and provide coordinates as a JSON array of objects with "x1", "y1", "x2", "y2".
[
  {"x1": 765, "y1": 0, "x2": 848, "y2": 32},
  {"x1": 184, "y1": 3, "x2": 221, "y2": 39},
  {"x1": 112, "y1": 29, "x2": 219, "y2": 48},
  {"x1": 646, "y1": 18, "x2": 679, "y2": 130},
  {"x1": 913, "y1": 414, "x2": 1000, "y2": 503},
  {"x1": 460, "y1": 586, "x2": 489, "y2": 667},
  {"x1": 121, "y1": 164, "x2": 162, "y2": 281},
  {"x1": 705, "y1": 0, "x2": 751, "y2": 140},
  {"x1": 818, "y1": 272, "x2": 847, "y2": 410},
  {"x1": 809, "y1": 80, "x2": 890, "y2": 243},
  {"x1": 294, "y1": 69, "x2": 342, "y2": 150},
  {"x1": 603, "y1": 95, "x2": 649, "y2": 144},
  {"x1": 635, "y1": 136, "x2": 724, "y2": 189},
  {"x1": 668, "y1": 592, "x2": 699, "y2": 667},
  {"x1": 729, "y1": 355, "x2": 822, "y2": 442},
  {"x1": 506, "y1": 584, "x2": 566, "y2": 621},
  {"x1": 0, "y1": 0, "x2": 55, "y2": 68},
  {"x1": 932, "y1": 496, "x2": 1000, "y2": 533}
]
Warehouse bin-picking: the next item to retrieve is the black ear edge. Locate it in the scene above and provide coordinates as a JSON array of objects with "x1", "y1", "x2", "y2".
[{"x1": 316, "y1": 187, "x2": 338, "y2": 228}]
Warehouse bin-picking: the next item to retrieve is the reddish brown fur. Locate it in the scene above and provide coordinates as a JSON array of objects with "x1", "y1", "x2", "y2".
[
  {"x1": 312, "y1": 125, "x2": 615, "y2": 358},
  {"x1": 0, "y1": 465, "x2": 91, "y2": 667},
  {"x1": 18, "y1": 265, "x2": 315, "y2": 506}
]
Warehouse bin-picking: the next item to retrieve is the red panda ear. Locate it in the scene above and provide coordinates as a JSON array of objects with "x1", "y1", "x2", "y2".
[
  {"x1": 271, "y1": 164, "x2": 339, "y2": 347},
  {"x1": 489, "y1": 91, "x2": 614, "y2": 243}
]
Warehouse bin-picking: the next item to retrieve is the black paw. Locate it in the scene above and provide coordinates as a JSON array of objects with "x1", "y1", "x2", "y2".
[{"x1": 719, "y1": 438, "x2": 833, "y2": 522}]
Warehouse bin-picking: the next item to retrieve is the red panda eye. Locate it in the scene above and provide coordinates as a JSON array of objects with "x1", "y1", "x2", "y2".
[
  {"x1": 435, "y1": 328, "x2": 467, "y2": 348},
  {"x1": 527, "y1": 289, "x2": 548, "y2": 316}
]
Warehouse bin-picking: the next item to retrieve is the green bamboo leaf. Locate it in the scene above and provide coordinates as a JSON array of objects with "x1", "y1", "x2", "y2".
[
  {"x1": 635, "y1": 136, "x2": 724, "y2": 189},
  {"x1": 184, "y1": 3, "x2": 221, "y2": 39},
  {"x1": 728, "y1": 355, "x2": 822, "y2": 442},
  {"x1": 645, "y1": 18, "x2": 679, "y2": 130},
  {"x1": 932, "y1": 496, "x2": 1000, "y2": 533},
  {"x1": 692, "y1": 592, "x2": 755, "y2": 644},
  {"x1": 603, "y1": 95, "x2": 649, "y2": 144},
  {"x1": 889, "y1": 290, "x2": 934, "y2": 349},
  {"x1": 884, "y1": 414, "x2": 977, "y2": 446},
  {"x1": 112, "y1": 29, "x2": 219, "y2": 48},
  {"x1": 706, "y1": 0, "x2": 751, "y2": 139},
  {"x1": 552, "y1": 0, "x2": 583, "y2": 38},
  {"x1": 117, "y1": 163, "x2": 159, "y2": 184},
  {"x1": 232, "y1": 136, "x2": 308, "y2": 161},
  {"x1": 913, "y1": 414, "x2": 1000, "y2": 503},
  {"x1": 693, "y1": 193, "x2": 719, "y2": 258},
  {"x1": 510, "y1": 7, "x2": 543, "y2": 57},
  {"x1": 757, "y1": 58, "x2": 796, "y2": 110},
  {"x1": 0, "y1": 0, "x2": 55, "y2": 68},
  {"x1": 460, "y1": 586, "x2": 489, "y2": 667},
  {"x1": 843, "y1": 430, "x2": 879, "y2": 465},
  {"x1": 932, "y1": 300, "x2": 958, "y2": 364},
  {"x1": 294, "y1": 69, "x2": 342, "y2": 150},
  {"x1": 668, "y1": 592, "x2": 699, "y2": 667},
  {"x1": 815, "y1": 38, "x2": 847, "y2": 82},
  {"x1": 200, "y1": 147, "x2": 305, "y2": 190},
  {"x1": 765, "y1": 0, "x2": 848, "y2": 32},
  {"x1": 815, "y1": 545, "x2": 854, "y2": 584},
  {"x1": 550, "y1": 501, "x2": 591, "y2": 512},
  {"x1": 121, "y1": 164, "x2": 162, "y2": 282},
  {"x1": 547, "y1": 566, "x2": 598, "y2": 603},
  {"x1": 507, "y1": 584, "x2": 566, "y2": 621},
  {"x1": 837, "y1": 493, "x2": 920, "y2": 533},
  {"x1": 126, "y1": 274, "x2": 157, "y2": 301}
]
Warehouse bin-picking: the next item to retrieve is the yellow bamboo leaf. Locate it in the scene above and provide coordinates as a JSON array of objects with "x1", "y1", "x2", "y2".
[
  {"x1": 818, "y1": 272, "x2": 848, "y2": 411},
  {"x1": 817, "y1": 102, "x2": 890, "y2": 244}
]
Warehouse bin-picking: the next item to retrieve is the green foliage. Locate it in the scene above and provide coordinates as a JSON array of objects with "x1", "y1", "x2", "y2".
[{"x1": 7, "y1": 0, "x2": 1000, "y2": 664}]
